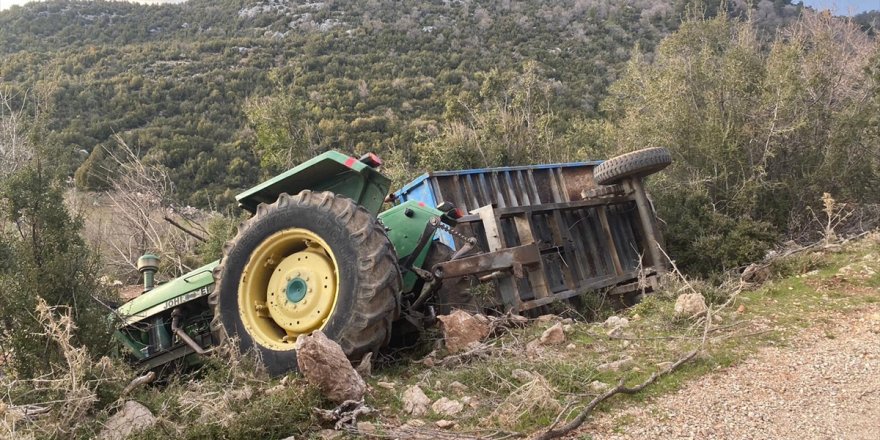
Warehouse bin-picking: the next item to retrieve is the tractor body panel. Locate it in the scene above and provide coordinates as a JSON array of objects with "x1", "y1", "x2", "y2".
[
  {"x1": 236, "y1": 150, "x2": 390, "y2": 215},
  {"x1": 116, "y1": 261, "x2": 217, "y2": 326},
  {"x1": 378, "y1": 200, "x2": 444, "y2": 292}
]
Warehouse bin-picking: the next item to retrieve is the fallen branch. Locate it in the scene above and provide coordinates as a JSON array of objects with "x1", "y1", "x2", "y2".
[
  {"x1": 121, "y1": 371, "x2": 156, "y2": 397},
  {"x1": 535, "y1": 349, "x2": 698, "y2": 440},
  {"x1": 313, "y1": 399, "x2": 372, "y2": 430},
  {"x1": 437, "y1": 342, "x2": 494, "y2": 367}
]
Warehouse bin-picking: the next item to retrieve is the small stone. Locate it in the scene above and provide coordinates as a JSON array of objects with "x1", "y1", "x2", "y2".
[
  {"x1": 435, "y1": 420, "x2": 456, "y2": 429},
  {"x1": 355, "y1": 352, "x2": 373, "y2": 377},
  {"x1": 402, "y1": 385, "x2": 431, "y2": 416},
  {"x1": 656, "y1": 361, "x2": 674, "y2": 370},
  {"x1": 525, "y1": 339, "x2": 544, "y2": 357},
  {"x1": 318, "y1": 429, "x2": 344, "y2": 440},
  {"x1": 536, "y1": 314, "x2": 559, "y2": 322},
  {"x1": 713, "y1": 314, "x2": 724, "y2": 323},
  {"x1": 376, "y1": 381, "x2": 396, "y2": 390},
  {"x1": 512, "y1": 369, "x2": 534, "y2": 382},
  {"x1": 565, "y1": 343, "x2": 576, "y2": 350},
  {"x1": 741, "y1": 263, "x2": 770, "y2": 284},
  {"x1": 606, "y1": 326, "x2": 625, "y2": 338},
  {"x1": 737, "y1": 305, "x2": 746, "y2": 314},
  {"x1": 674, "y1": 293, "x2": 708, "y2": 319},
  {"x1": 597, "y1": 356, "x2": 634, "y2": 373},
  {"x1": 604, "y1": 316, "x2": 630, "y2": 329},
  {"x1": 589, "y1": 380, "x2": 609, "y2": 392},
  {"x1": 432, "y1": 397, "x2": 464, "y2": 416},
  {"x1": 561, "y1": 318, "x2": 575, "y2": 325},
  {"x1": 449, "y1": 381, "x2": 468, "y2": 393},
  {"x1": 357, "y1": 421, "x2": 376, "y2": 434},
  {"x1": 563, "y1": 324, "x2": 573, "y2": 333},
  {"x1": 437, "y1": 310, "x2": 491, "y2": 353},
  {"x1": 406, "y1": 419, "x2": 426, "y2": 427},
  {"x1": 540, "y1": 322, "x2": 566, "y2": 345},
  {"x1": 98, "y1": 401, "x2": 157, "y2": 440},
  {"x1": 265, "y1": 384, "x2": 286, "y2": 395}
]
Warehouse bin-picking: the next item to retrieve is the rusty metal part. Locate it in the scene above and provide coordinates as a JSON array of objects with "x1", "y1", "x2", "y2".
[
  {"x1": 432, "y1": 244, "x2": 541, "y2": 279},
  {"x1": 170, "y1": 308, "x2": 211, "y2": 355},
  {"x1": 478, "y1": 271, "x2": 507, "y2": 282},
  {"x1": 629, "y1": 177, "x2": 666, "y2": 274}
]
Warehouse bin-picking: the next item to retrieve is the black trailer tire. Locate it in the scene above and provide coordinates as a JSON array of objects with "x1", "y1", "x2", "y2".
[
  {"x1": 208, "y1": 190, "x2": 402, "y2": 376},
  {"x1": 593, "y1": 147, "x2": 672, "y2": 185}
]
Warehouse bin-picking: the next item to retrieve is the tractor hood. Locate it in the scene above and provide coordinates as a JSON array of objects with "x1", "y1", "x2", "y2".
[{"x1": 115, "y1": 261, "x2": 219, "y2": 326}]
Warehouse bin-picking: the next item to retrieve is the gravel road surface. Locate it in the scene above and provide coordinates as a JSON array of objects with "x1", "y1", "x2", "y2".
[{"x1": 587, "y1": 305, "x2": 880, "y2": 439}]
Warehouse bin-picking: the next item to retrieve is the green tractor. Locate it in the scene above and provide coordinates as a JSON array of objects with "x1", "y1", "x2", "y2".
[{"x1": 114, "y1": 148, "x2": 671, "y2": 375}]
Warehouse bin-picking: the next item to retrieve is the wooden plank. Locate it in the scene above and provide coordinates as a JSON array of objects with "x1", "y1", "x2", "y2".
[
  {"x1": 519, "y1": 271, "x2": 645, "y2": 311},
  {"x1": 473, "y1": 204, "x2": 521, "y2": 311},
  {"x1": 597, "y1": 206, "x2": 624, "y2": 275},
  {"x1": 550, "y1": 209, "x2": 580, "y2": 289},
  {"x1": 513, "y1": 214, "x2": 551, "y2": 299}
]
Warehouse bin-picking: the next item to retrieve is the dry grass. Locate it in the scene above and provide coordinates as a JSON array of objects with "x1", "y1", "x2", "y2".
[
  {"x1": 1, "y1": 299, "x2": 132, "y2": 439},
  {"x1": 491, "y1": 371, "x2": 561, "y2": 427}
]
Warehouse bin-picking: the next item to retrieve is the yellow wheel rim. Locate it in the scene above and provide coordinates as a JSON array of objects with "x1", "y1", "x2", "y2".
[{"x1": 238, "y1": 228, "x2": 339, "y2": 351}]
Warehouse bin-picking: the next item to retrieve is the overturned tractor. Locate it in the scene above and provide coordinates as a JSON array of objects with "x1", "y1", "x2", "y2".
[{"x1": 114, "y1": 148, "x2": 671, "y2": 375}]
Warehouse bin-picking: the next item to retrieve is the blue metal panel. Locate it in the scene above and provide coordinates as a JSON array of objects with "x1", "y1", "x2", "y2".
[{"x1": 395, "y1": 161, "x2": 605, "y2": 249}]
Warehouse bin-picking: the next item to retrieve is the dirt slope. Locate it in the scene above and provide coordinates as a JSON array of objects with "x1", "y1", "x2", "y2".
[{"x1": 585, "y1": 305, "x2": 880, "y2": 439}]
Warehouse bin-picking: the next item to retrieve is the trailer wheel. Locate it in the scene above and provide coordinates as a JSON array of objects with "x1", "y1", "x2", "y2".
[
  {"x1": 593, "y1": 147, "x2": 672, "y2": 185},
  {"x1": 208, "y1": 190, "x2": 401, "y2": 376}
]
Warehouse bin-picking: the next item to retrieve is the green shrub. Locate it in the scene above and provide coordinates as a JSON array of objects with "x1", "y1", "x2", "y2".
[{"x1": 658, "y1": 189, "x2": 778, "y2": 277}]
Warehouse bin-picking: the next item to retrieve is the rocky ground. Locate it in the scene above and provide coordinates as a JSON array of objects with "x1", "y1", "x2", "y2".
[
  {"x1": 4, "y1": 236, "x2": 878, "y2": 439},
  {"x1": 585, "y1": 296, "x2": 880, "y2": 439}
]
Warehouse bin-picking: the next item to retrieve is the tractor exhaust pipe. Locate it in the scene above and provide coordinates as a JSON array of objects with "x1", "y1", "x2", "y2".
[
  {"x1": 171, "y1": 308, "x2": 210, "y2": 355},
  {"x1": 137, "y1": 254, "x2": 160, "y2": 292}
]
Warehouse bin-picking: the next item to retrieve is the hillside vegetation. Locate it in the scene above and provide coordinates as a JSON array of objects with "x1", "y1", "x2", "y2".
[
  {"x1": 1, "y1": 0, "x2": 807, "y2": 206},
  {"x1": 0, "y1": 0, "x2": 878, "y2": 406}
]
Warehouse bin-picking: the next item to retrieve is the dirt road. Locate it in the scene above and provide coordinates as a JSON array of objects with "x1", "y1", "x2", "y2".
[{"x1": 586, "y1": 305, "x2": 880, "y2": 439}]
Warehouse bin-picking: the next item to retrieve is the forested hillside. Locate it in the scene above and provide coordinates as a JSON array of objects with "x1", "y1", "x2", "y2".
[{"x1": 0, "y1": 0, "x2": 806, "y2": 207}]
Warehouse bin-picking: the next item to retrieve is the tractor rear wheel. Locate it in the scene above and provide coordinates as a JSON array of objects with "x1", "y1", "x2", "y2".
[{"x1": 208, "y1": 190, "x2": 402, "y2": 376}]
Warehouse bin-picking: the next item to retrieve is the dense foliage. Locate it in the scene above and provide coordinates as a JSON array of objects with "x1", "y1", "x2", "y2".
[
  {"x1": 599, "y1": 12, "x2": 880, "y2": 275},
  {"x1": 0, "y1": 0, "x2": 808, "y2": 207},
  {"x1": 1, "y1": 0, "x2": 876, "y2": 281},
  {"x1": 0, "y1": 159, "x2": 114, "y2": 378}
]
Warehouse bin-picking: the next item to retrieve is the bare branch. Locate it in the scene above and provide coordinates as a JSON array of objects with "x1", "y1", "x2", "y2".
[{"x1": 535, "y1": 349, "x2": 698, "y2": 440}]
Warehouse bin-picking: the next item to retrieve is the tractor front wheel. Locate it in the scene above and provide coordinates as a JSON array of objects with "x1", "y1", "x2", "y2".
[{"x1": 208, "y1": 190, "x2": 402, "y2": 376}]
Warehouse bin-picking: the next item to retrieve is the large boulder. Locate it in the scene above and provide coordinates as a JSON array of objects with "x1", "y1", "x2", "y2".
[
  {"x1": 674, "y1": 293, "x2": 708, "y2": 319},
  {"x1": 295, "y1": 331, "x2": 366, "y2": 404},
  {"x1": 99, "y1": 401, "x2": 156, "y2": 440},
  {"x1": 437, "y1": 310, "x2": 491, "y2": 353}
]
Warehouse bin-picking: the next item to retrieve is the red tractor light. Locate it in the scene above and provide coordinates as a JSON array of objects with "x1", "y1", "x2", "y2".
[{"x1": 359, "y1": 153, "x2": 383, "y2": 168}]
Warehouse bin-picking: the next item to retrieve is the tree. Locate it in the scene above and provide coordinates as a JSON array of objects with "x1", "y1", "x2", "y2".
[
  {"x1": 244, "y1": 69, "x2": 321, "y2": 174},
  {"x1": 600, "y1": 11, "x2": 880, "y2": 274},
  {"x1": 0, "y1": 163, "x2": 114, "y2": 378}
]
